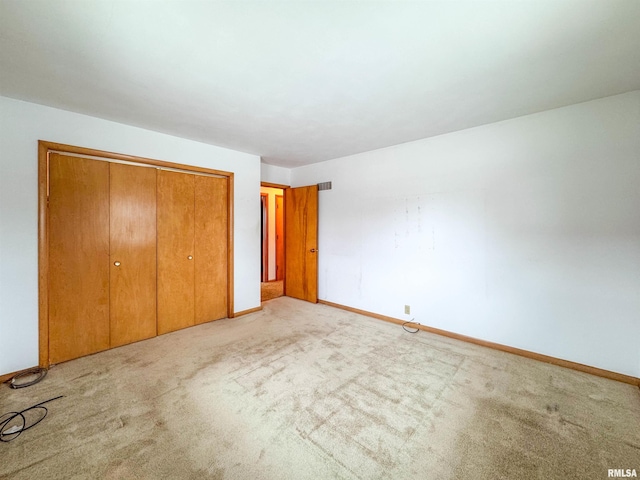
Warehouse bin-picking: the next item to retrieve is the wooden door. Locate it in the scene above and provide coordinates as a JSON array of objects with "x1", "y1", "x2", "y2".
[
  {"x1": 49, "y1": 154, "x2": 110, "y2": 363},
  {"x1": 285, "y1": 185, "x2": 318, "y2": 302},
  {"x1": 194, "y1": 175, "x2": 228, "y2": 324},
  {"x1": 157, "y1": 170, "x2": 195, "y2": 334},
  {"x1": 275, "y1": 195, "x2": 284, "y2": 281},
  {"x1": 110, "y1": 163, "x2": 157, "y2": 347},
  {"x1": 260, "y1": 193, "x2": 268, "y2": 282}
]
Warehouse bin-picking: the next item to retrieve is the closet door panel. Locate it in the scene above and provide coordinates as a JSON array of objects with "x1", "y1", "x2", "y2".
[
  {"x1": 110, "y1": 163, "x2": 157, "y2": 347},
  {"x1": 49, "y1": 154, "x2": 110, "y2": 364},
  {"x1": 194, "y1": 175, "x2": 228, "y2": 324},
  {"x1": 157, "y1": 170, "x2": 195, "y2": 334}
]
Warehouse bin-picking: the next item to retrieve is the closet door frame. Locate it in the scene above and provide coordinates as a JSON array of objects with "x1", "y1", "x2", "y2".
[{"x1": 38, "y1": 141, "x2": 235, "y2": 368}]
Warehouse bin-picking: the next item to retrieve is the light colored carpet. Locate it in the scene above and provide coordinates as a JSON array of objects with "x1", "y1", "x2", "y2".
[
  {"x1": 261, "y1": 281, "x2": 283, "y2": 302},
  {"x1": 1, "y1": 297, "x2": 639, "y2": 479}
]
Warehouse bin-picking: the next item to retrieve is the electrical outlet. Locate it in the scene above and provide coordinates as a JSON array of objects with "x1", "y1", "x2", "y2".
[{"x1": 404, "y1": 305, "x2": 410, "y2": 315}]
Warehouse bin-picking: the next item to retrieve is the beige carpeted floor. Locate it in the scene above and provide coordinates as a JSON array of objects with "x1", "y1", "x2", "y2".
[
  {"x1": 1, "y1": 297, "x2": 639, "y2": 479},
  {"x1": 261, "y1": 281, "x2": 284, "y2": 302}
]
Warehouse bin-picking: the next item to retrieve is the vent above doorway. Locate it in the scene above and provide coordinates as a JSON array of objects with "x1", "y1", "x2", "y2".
[{"x1": 317, "y1": 181, "x2": 332, "y2": 191}]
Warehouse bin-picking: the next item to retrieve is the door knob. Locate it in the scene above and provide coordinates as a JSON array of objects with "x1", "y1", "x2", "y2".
[
  {"x1": 310, "y1": 249, "x2": 318, "y2": 253},
  {"x1": 114, "y1": 261, "x2": 121, "y2": 267},
  {"x1": 187, "y1": 255, "x2": 193, "y2": 260}
]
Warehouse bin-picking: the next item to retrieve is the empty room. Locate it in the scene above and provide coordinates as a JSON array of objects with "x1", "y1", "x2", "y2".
[{"x1": 1, "y1": 1, "x2": 639, "y2": 479}]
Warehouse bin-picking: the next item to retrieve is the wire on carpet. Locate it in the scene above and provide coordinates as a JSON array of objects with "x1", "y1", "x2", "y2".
[
  {"x1": 9, "y1": 367, "x2": 48, "y2": 389},
  {"x1": 0, "y1": 396, "x2": 64, "y2": 443},
  {"x1": 402, "y1": 318, "x2": 420, "y2": 334}
]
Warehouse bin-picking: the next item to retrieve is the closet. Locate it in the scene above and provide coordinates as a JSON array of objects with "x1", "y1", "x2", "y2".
[{"x1": 46, "y1": 149, "x2": 229, "y2": 365}]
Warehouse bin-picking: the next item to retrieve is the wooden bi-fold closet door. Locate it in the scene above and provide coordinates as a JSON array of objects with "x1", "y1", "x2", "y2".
[
  {"x1": 194, "y1": 175, "x2": 228, "y2": 325},
  {"x1": 157, "y1": 170, "x2": 196, "y2": 334},
  {"x1": 109, "y1": 163, "x2": 157, "y2": 348},
  {"x1": 157, "y1": 171, "x2": 229, "y2": 333},
  {"x1": 49, "y1": 156, "x2": 159, "y2": 363},
  {"x1": 49, "y1": 153, "x2": 111, "y2": 364}
]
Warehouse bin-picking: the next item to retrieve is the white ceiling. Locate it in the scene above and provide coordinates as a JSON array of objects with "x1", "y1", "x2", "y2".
[{"x1": 1, "y1": 1, "x2": 639, "y2": 168}]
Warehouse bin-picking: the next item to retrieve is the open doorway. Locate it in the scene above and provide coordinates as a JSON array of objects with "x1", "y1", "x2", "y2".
[{"x1": 260, "y1": 184, "x2": 285, "y2": 302}]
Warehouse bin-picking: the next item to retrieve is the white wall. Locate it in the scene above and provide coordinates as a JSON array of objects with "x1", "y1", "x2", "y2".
[
  {"x1": 260, "y1": 186, "x2": 284, "y2": 281},
  {"x1": 261, "y1": 163, "x2": 291, "y2": 186},
  {"x1": 0, "y1": 96, "x2": 261, "y2": 376},
  {"x1": 292, "y1": 91, "x2": 640, "y2": 378}
]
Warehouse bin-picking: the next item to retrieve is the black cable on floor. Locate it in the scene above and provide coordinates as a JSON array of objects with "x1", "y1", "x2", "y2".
[
  {"x1": 0, "y1": 396, "x2": 64, "y2": 443},
  {"x1": 9, "y1": 367, "x2": 47, "y2": 389},
  {"x1": 402, "y1": 319, "x2": 420, "y2": 334}
]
